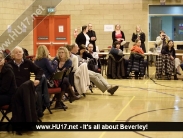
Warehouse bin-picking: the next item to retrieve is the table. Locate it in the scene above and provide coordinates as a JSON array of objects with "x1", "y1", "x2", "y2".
[{"x1": 98, "y1": 52, "x2": 183, "y2": 78}]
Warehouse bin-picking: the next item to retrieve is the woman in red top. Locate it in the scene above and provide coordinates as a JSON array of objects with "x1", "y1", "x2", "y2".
[
  {"x1": 131, "y1": 39, "x2": 144, "y2": 55},
  {"x1": 112, "y1": 24, "x2": 125, "y2": 51},
  {"x1": 130, "y1": 39, "x2": 147, "y2": 79}
]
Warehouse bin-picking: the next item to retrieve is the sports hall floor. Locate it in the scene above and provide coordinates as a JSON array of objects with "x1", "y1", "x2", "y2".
[{"x1": 1, "y1": 66, "x2": 183, "y2": 138}]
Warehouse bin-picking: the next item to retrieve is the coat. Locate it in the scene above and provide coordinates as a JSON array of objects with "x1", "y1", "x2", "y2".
[
  {"x1": 87, "y1": 30, "x2": 97, "y2": 52},
  {"x1": 107, "y1": 54, "x2": 125, "y2": 79},
  {"x1": 0, "y1": 64, "x2": 17, "y2": 96},
  {"x1": 127, "y1": 53, "x2": 145, "y2": 77},
  {"x1": 74, "y1": 63, "x2": 90, "y2": 94},
  {"x1": 75, "y1": 32, "x2": 86, "y2": 48},
  {"x1": 12, "y1": 80, "x2": 38, "y2": 122}
]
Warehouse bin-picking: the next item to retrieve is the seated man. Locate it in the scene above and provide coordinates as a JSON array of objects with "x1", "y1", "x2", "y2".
[
  {"x1": 9, "y1": 46, "x2": 43, "y2": 87},
  {"x1": 9, "y1": 46, "x2": 45, "y2": 117},
  {"x1": 66, "y1": 43, "x2": 119, "y2": 95},
  {"x1": 87, "y1": 43, "x2": 101, "y2": 72}
]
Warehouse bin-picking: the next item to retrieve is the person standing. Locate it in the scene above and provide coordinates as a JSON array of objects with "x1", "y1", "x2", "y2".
[
  {"x1": 131, "y1": 25, "x2": 146, "y2": 53},
  {"x1": 155, "y1": 30, "x2": 170, "y2": 52},
  {"x1": 87, "y1": 23, "x2": 97, "y2": 52},
  {"x1": 75, "y1": 25, "x2": 90, "y2": 49},
  {"x1": 112, "y1": 24, "x2": 125, "y2": 51}
]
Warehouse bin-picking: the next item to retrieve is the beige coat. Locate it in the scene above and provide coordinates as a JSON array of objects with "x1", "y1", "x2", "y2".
[{"x1": 74, "y1": 63, "x2": 90, "y2": 94}]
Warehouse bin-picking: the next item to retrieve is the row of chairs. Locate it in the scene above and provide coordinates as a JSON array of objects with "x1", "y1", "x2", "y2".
[{"x1": 0, "y1": 68, "x2": 72, "y2": 123}]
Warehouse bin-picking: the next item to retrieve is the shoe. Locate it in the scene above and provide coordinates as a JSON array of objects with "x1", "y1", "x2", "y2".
[
  {"x1": 82, "y1": 93, "x2": 86, "y2": 97},
  {"x1": 107, "y1": 85, "x2": 119, "y2": 95},
  {"x1": 117, "y1": 76, "x2": 122, "y2": 79},
  {"x1": 72, "y1": 95, "x2": 80, "y2": 100},
  {"x1": 37, "y1": 112, "x2": 44, "y2": 118},
  {"x1": 174, "y1": 75, "x2": 178, "y2": 80},
  {"x1": 176, "y1": 72, "x2": 181, "y2": 75},
  {"x1": 166, "y1": 75, "x2": 171, "y2": 80},
  {"x1": 135, "y1": 76, "x2": 138, "y2": 79}
]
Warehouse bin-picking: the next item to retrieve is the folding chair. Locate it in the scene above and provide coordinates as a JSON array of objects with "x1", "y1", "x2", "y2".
[
  {"x1": 0, "y1": 105, "x2": 11, "y2": 122},
  {"x1": 48, "y1": 70, "x2": 67, "y2": 111}
]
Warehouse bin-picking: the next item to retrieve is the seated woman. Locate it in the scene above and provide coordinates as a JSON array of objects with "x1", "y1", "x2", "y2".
[
  {"x1": 35, "y1": 45, "x2": 79, "y2": 109},
  {"x1": 68, "y1": 44, "x2": 118, "y2": 95},
  {"x1": 52, "y1": 47, "x2": 80, "y2": 101},
  {"x1": 34, "y1": 45, "x2": 60, "y2": 111},
  {"x1": 127, "y1": 39, "x2": 145, "y2": 79},
  {"x1": 161, "y1": 40, "x2": 181, "y2": 80},
  {"x1": 107, "y1": 41, "x2": 125, "y2": 79},
  {"x1": 0, "y1": 51, "x2": 17, "y2": 107}
]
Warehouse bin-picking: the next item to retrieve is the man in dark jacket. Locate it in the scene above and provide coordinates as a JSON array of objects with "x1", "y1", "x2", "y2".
[
  {"x1": 9, "y1": 46, "x2": 43, "y2": 87},
  {"x1": 87, "y1": 23, "x2": 97, "y2": 52}
]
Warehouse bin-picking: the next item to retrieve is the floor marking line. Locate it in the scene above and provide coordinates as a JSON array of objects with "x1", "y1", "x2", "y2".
[{"x1": 98, "y1": 96, "x2": 135, "y2": 138}]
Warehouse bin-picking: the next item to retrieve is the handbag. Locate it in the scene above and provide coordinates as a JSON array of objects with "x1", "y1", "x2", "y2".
[{"x1": 47, "y1": 79, "x2": 59, "y2": 88}]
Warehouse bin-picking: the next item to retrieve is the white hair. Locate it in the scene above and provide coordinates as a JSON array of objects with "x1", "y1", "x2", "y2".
[{"x1": 11, "y1": 46, "x2": 24, "y2": 58}]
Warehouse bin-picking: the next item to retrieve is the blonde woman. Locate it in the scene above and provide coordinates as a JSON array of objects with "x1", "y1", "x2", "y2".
[
  {"x1": 112, "y1": 24, "x2": 125, "y2": 51},
  {"x1": 131, "y1": 25, "x2": 146, "y2": 52},
  {"x1": 34, "y1": 45, "x2": 57, "y2": 79},
  {"x1": 53, "y1": 47, "x2": 80, "y2": 102},
  {"x1": 34, "y1": 45, "x2": 57, "y2": 113}
]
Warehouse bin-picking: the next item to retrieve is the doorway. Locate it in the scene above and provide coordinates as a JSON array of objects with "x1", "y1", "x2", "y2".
[{"x1": 33, "y1": 15, "x2": 70, "y2": 56}]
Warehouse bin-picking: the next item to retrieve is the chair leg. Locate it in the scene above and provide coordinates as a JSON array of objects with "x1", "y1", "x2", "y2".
[
  {"x1": 60, "y1": 101, "x2": 66, "y2": 111},
  {"x1": 50, "y1": 95, "x2": 56, "y2": 106},
  {"x1": 38, "y1": 118, "x2": 42, "y2": 122},
  {"x1": 47, "y1": 106, "x2": 52, "y2": 114},
  {"x1": 89, "y1": 85, "x2": 93, "y2": 93}
]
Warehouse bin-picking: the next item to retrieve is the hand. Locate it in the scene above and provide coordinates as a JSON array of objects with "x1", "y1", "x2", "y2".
[
  {"x1": 0, "y1": 59, "x2": 5, "y2": 66},
  {"x1": 62, "y1": 68, "x2": 66, "y2": 71},
  {"x1": 91, "y1": 37, "x2": 96, "y2": 40},
  {"x1": 170, "y1": 56, "x2": 174, "y2": 60},
  {"x1": 117, "y1": 38, "x2": 121, "y2": 41},
  {"x1": 53, "y1": 60, "x2": 58, "y2": 65},
  {"x1": 34, "y1": 80, "x2": 40, "y2": 86}
]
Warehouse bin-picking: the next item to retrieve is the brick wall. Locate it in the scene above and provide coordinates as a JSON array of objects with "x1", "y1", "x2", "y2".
[{"x1": 0, "y1": 0, "x2": 182, "y2": 55}]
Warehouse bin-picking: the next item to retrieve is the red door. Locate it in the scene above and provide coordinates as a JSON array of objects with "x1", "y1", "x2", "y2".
[{"x1": 33, "y1": 15, "x2": 70, "y2": 56}]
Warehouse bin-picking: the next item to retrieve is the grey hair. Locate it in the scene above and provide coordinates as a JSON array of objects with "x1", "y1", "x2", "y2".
[{"x1": 11, "y1": 46, "x2": 24, "y2": 58}]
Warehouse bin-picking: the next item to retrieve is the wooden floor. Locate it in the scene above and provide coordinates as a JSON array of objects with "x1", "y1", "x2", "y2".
[{"x1": 1, "y1": 66, "x2": 183, "y2": 138}]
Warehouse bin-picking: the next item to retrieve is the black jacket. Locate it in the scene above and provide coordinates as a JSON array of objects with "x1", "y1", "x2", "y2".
[
  {"x1": 75, "y1": 32, "x2": 86, "y2": 48},
  {"x1": 127, "y1": 53, "x2": 145, "y2": 77},
  {"x1": 12, "y1": 80, "x2": 38, "y2": 122},
  {"x1": 82, "y1": 51, "x2": 93, "y2": 60},
  {"x1": 9, "y1": 59, "x2": 43, "y2": 87},
  {"x1": 161, "y1": 46, "x2": 176, "y2": 58},
  {"x1": 0, "y1": 63, "x2": 17, "y2": 96},
  {"x1": 112, "y1": 30, "x2": 125, "y2": 44}
]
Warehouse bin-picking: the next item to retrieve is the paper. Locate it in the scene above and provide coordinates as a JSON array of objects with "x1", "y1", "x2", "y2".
[
  {"x1": 104, "y1": 25, "x2": 114, "y2": 32},
  {"x1": 59, "y1": 26, "x2": 64, "y2": 32}
]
